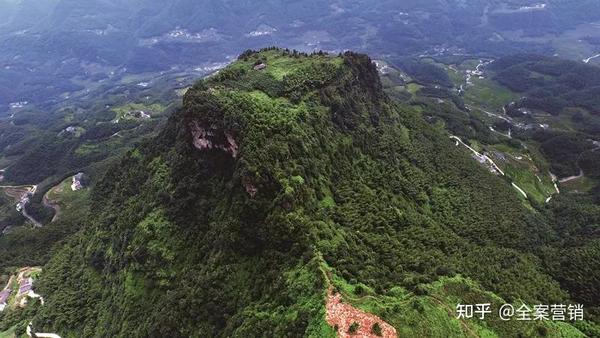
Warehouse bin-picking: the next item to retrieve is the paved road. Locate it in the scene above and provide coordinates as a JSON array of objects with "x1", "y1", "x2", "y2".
[
  {"x1": 450, "y1": 135, "x2": 531, "y2": 199},
  {"x1": 1, "y1": 185, "x2": 44, "y2": 227},
  {"x1": 583, "y1": 54, "x2": 600, "y2": 64},
  {"x1": 450, "y1": 136, "x2": 506, "y2": 175},
  {"x1": 27, "y1": 322, "x2": 61, "y2": 338},
  {"x1": 42, "y1": 193, "x2": 60, "y2": 223}
]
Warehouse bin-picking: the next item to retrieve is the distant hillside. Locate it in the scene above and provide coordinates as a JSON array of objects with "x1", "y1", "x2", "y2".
[{"x1": 3, "y1": 0, "x2": 600, "y2": 109}]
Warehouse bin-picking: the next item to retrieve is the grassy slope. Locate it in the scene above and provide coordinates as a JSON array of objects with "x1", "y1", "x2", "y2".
[
  {"x1": 330, "y1": 272, "x2": 584, "y2": 338},
  {"x1": 0, "y1": 326, "x2": 16, "y2": 338}
]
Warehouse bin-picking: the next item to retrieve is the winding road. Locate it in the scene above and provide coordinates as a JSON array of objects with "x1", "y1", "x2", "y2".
[
  {"x1": 583, "y1": 54, "x2": 600, "y2": 64},
  {"x1": 450, "y1": 136, "x2": 506, "y2": 175},
  {"x1": 26, "y1": 323, "x2": 61, "y2": 338},
  {"x1": 0, "y1": 184, "x2": 43, "y2": 227},
  {"x1": 558, "y1": 169, "x2": 584, "y2": 184},
  {"x1": 42, "y1": 193, "x2": 60, "y2": 223},
  {"x1": 450, "y1": 135, "x2": 531, "y2": 199},
  {"x1": 555, "y1": 142, "x2": 600, "y2": 184}
]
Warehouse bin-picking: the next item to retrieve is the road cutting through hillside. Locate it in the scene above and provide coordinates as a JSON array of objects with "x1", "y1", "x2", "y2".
[
  {"x1": 42, "y1": 192, "x2": 61, "y2": 223},
  {"x1": 450, "y1": 135, "x2": 533, "y2": 199},
  {"x1": 555, "y1": 142, "x2": 600, "y2": 184},
  {"x1": 26, "y1": 323, "x2": 61, "y2": 338},
  {"x1": 0, "y1": 184, "x2": 43, "y2": 227}
]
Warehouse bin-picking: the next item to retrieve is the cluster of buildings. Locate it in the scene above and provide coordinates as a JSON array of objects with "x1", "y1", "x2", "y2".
[
  {"x1": 16, "y1": 192, "x2": 32, "y2": 212},
  {"x1": 0, "y1": 276, "x2": 36, "y2": 312},
  {"x1": 9, "y1": 101, "x2": 28, "y2": 109}
]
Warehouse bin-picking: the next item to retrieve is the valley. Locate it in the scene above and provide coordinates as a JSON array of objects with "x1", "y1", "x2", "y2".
[{"x1": 380, "y1": 53, "x2": 600, "y2": 206}]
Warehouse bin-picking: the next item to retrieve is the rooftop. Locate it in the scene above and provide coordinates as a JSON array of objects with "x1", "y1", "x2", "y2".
[{"x1": 0, "y1": 290, "x2": 11, "y2": 304}]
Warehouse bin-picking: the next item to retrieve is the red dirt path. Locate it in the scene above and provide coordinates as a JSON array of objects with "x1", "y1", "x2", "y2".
[{"x1": 326, "y1": 289, "x2": 398, "y2": 338}]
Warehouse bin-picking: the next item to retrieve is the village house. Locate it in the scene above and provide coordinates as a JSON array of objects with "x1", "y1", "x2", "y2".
[
  {"x1": 0, "y1": 289, "x2": 10, "y2": 312},
  {"x1": 253, "y1": 63, "x2": 267, "y2": 71},
  {"x1": 18, "y1": 277, "x2": 34, "y2": 297},
  {"x1": 71, "y1": 172, "x2": 86, "y2": 191}
]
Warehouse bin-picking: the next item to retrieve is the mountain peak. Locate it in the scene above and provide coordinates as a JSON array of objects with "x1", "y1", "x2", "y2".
[{"x1": 29, "y1": 48, "x2": 587, "y2": 337}]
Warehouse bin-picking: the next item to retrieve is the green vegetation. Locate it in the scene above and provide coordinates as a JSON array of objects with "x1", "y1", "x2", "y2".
[
  {"x1": 348, "y1": 322, "x2": 359, "y2": 334},
  {"x1": 371, "y1": 322, "x2": 382, "y2": 336},
  {"x1": 464, "y1": 77, "x2": 519, "y2": 111},
  {"x1": 391, "y1": 58, "x2": 453, "y2": 87},
  {"x1": 0, "y1": 62, "x2": 186, "y2": 234},
  {"x1": 0, "y1": 326, "x2": 16, "y2": 338},
  {"x1": 492, "y1": 54, "x2": 600, "y2": 121},
  {"x1": 406, "y1": 83, "x2": 423, "y2": 95},
  {"x1": 111, "y1": 102, "x2": 166, "y2": 121},
  {"x1": 382, "y1": 53, "x2": 600, "y2": 204},
  {"x1": 331, "y1": 272, "x2": 585, "y2": 338},
  {"x1": 13, "y1": 49, "x2": 596, "y2": 337}
]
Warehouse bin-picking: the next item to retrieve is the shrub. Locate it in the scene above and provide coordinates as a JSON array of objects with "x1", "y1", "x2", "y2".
[
  {"x1": 372, "y1": 322, "x2": 383, "y2": 336},
  {"x1": 348, "y1": 322, "x2": 359, "y2": 334}
]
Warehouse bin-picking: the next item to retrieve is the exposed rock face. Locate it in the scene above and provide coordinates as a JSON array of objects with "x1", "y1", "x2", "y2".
[
  {"x1": 243, "y1": 181, "x2": 258, "y2": 198},
  {"x1": 190, "y1": 120, "x2": 215, "y2": 149},
  {"x1": 326, "y1": 289, "x2": 397, "y2": 338},
  {"x1": 190, "y1": 120, "x2": 238, "y2": 158},
  {"x1": 224, "y1": 132, "x2": 239, "y2": 158},
  {"x1": 253, "y1": 63, "x2": 267, "y2": 70}
]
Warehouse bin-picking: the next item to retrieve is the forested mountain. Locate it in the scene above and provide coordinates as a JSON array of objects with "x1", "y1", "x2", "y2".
[
  {"x1": 1, "y1": 0, "x2": 600, "y2": 336},
  {"x1": 3, "y1": 49, "x2": 592, "y2": 337}
]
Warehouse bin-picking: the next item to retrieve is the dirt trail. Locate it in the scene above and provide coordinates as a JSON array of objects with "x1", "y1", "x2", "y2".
[
  {"x1": 326, "y1": 288, "x2": 397, "y2": 338},
  {"x1": 42, "y1": 193, "x2": 60, "y2": 223},
  {"x1": 2, "y1": 276, "x2": 13, "y2": 291},
  {"x1": 559, "y1": 169, "x2": 584, "y2": 183},
  {"x1": 320, "y1": 267, "x2": 397, "y2": 338}
]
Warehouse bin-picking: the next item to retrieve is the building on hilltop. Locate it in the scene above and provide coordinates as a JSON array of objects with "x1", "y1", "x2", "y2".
[{"x1": 71, "y1": 172, "x2": 87, "y2": 191}]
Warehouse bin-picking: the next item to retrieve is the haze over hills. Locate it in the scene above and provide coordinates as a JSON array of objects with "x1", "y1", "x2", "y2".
[{"x1": 2, "y1": 0, "x2": 600, "y2": 109}]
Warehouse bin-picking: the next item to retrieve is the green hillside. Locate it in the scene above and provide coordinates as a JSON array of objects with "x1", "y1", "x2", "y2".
[{"x1": 13, "y1": 49, "x2": 596, "y2": 337}]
